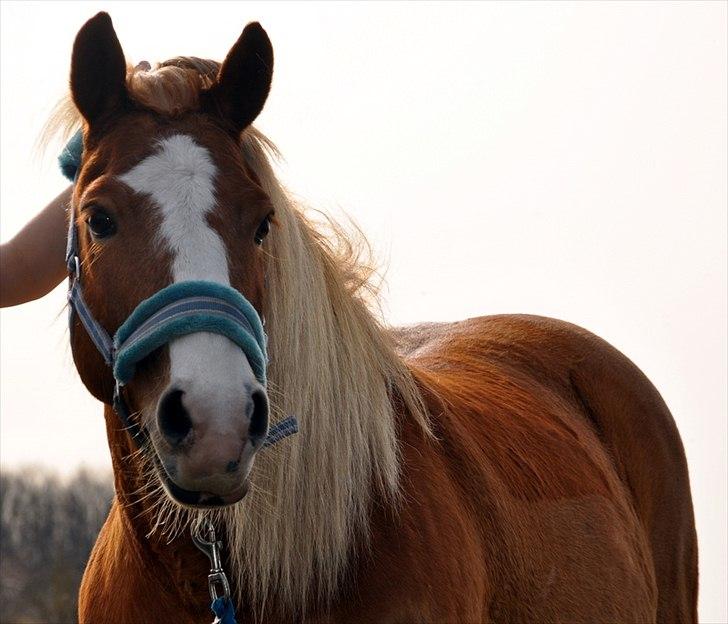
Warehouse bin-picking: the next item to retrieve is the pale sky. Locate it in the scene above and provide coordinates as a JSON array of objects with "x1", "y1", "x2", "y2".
[{"x1": 1, "y1": 2, "x2": 726, "y2": 621}]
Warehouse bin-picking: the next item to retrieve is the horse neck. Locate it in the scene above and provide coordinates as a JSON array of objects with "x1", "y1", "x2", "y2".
[{"x1": 76, "y1": 406, "x2": 211, "y2": 621}]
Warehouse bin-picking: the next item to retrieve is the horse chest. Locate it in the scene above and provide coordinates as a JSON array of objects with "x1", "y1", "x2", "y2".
[{"x1": 78, "y1": 503, "x2": 210, "y2": 624}]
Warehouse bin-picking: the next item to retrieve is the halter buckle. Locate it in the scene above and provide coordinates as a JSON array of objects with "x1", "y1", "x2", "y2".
[{"x1": 70, "y1": 255, "x2": 80, "y2": 280}]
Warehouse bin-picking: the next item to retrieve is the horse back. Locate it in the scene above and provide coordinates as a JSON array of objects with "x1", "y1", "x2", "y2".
[{"x1": 390, "y1": 314, "x2": 697, "y2": 623}]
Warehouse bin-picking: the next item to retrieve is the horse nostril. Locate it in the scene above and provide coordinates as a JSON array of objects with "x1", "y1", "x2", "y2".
[
  {"x1": 248, "y1": 389, "x2": 269, "y2": 442},
  {"x1": 158, "y1": 389, "x2": 192, "y2": 447}
]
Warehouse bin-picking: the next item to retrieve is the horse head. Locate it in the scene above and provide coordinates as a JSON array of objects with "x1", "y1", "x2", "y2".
[{"x1": 68, "y1": 12, "x2": 275, "y2": 508}]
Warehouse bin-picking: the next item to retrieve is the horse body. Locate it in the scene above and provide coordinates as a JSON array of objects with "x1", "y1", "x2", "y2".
[
  {"x1": 60, "y1": 12, "x2": 696, "y2": 623},
  {"x1": 79, "y1": 314, "x2": 696, "y2": 623}
]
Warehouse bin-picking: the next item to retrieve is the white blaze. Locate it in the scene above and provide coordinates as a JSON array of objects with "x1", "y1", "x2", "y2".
[
  {"x1": 119, "y1": 135, "x2": 228, "y2": 284},
  {"x1": 120, "y1": 135, "x2": 258, "y2": 429}
]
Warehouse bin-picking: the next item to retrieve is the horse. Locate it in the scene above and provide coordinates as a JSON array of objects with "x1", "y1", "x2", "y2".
[{"x1": 57, "y1": 12, "x2": 698, "y2": 623}]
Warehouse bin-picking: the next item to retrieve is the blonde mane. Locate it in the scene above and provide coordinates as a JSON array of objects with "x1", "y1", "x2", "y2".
[{"x1": 46, "y1": 60, "x2": 431, "y2": 615}]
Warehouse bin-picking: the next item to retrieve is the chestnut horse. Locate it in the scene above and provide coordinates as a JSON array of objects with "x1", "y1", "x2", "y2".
[{"x1": 59, "y1": 12, "x2": 697, "y2": 624}]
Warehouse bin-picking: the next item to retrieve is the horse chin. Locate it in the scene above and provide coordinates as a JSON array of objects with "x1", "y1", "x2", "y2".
[
  {"x1": 162, "y1": 473, "x2": 249, "y2": 509},
  {"x1": 153, "y1": 454, "x2": 250, "y2": 509}
]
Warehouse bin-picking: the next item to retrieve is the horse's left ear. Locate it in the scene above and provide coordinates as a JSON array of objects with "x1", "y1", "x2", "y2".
[{"x1": 204, "y1": 22, "x2": 273, "y2": 134}]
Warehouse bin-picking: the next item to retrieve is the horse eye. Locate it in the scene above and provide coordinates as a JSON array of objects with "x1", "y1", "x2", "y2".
[
  {"x1": 86, "y1": 209, "x2": 117, "y2": 239},
  {"x1": 254, "y1": 215, "x2": 272, "y2": 246}
]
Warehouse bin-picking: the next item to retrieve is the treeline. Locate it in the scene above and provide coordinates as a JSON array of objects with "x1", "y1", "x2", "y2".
[{"x1": 1, "y1": 469, "x2": 113, "y2": 624}]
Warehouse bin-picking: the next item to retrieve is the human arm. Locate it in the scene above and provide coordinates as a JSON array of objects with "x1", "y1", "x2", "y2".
[{"x1": 0, "y1": 186, "x2": 71, "y2": 307}]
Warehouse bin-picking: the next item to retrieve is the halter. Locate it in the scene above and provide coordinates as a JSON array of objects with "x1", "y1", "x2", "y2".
[{"x1": 63, "y1": 145, "x2": 297, "y2": 450}]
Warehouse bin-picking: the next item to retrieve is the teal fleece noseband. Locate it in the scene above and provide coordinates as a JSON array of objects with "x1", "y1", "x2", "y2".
[
  {"x1": 68, "y1": 274, "x2": 268, "y2": 389},
  {"x1": 114, "y1": 280, "x2": 267, "y2": 386}
]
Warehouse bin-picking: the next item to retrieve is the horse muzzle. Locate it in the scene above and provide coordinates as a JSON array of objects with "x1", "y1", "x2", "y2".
[{"x1": 152, "y1": 350, "x2": 270, "y2": 507}]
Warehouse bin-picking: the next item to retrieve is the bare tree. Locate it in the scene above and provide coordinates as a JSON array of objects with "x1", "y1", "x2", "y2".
[{"x1": 1, "y1": 469, "x2": 113, "y2": 624}]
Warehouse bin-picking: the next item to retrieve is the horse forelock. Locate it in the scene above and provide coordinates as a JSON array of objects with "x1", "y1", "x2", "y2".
[
  {"x1": 126, "y1": 58, "x2": 218, "y2": 116},
  {"x1": 46, "y1": 66, "x2": 431, "y2": 617}
]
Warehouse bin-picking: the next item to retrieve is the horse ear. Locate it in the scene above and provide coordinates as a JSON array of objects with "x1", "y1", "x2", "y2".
[
  {"x1": 70, "y1": 12, "x2": 127, "y2": 125},
  {"x1": 205, "y1": 22, "x2": 273, "y2": 133}
]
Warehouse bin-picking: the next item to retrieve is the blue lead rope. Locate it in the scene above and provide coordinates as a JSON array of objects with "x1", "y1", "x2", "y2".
[{"x1": 211, "y1": 596, "x2": 237, "y2": 624}]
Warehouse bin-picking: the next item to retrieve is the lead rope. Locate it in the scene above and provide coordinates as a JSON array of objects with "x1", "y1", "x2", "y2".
[{"x1": 192, "y1": 518, "x2": 237, "y2": 624}]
